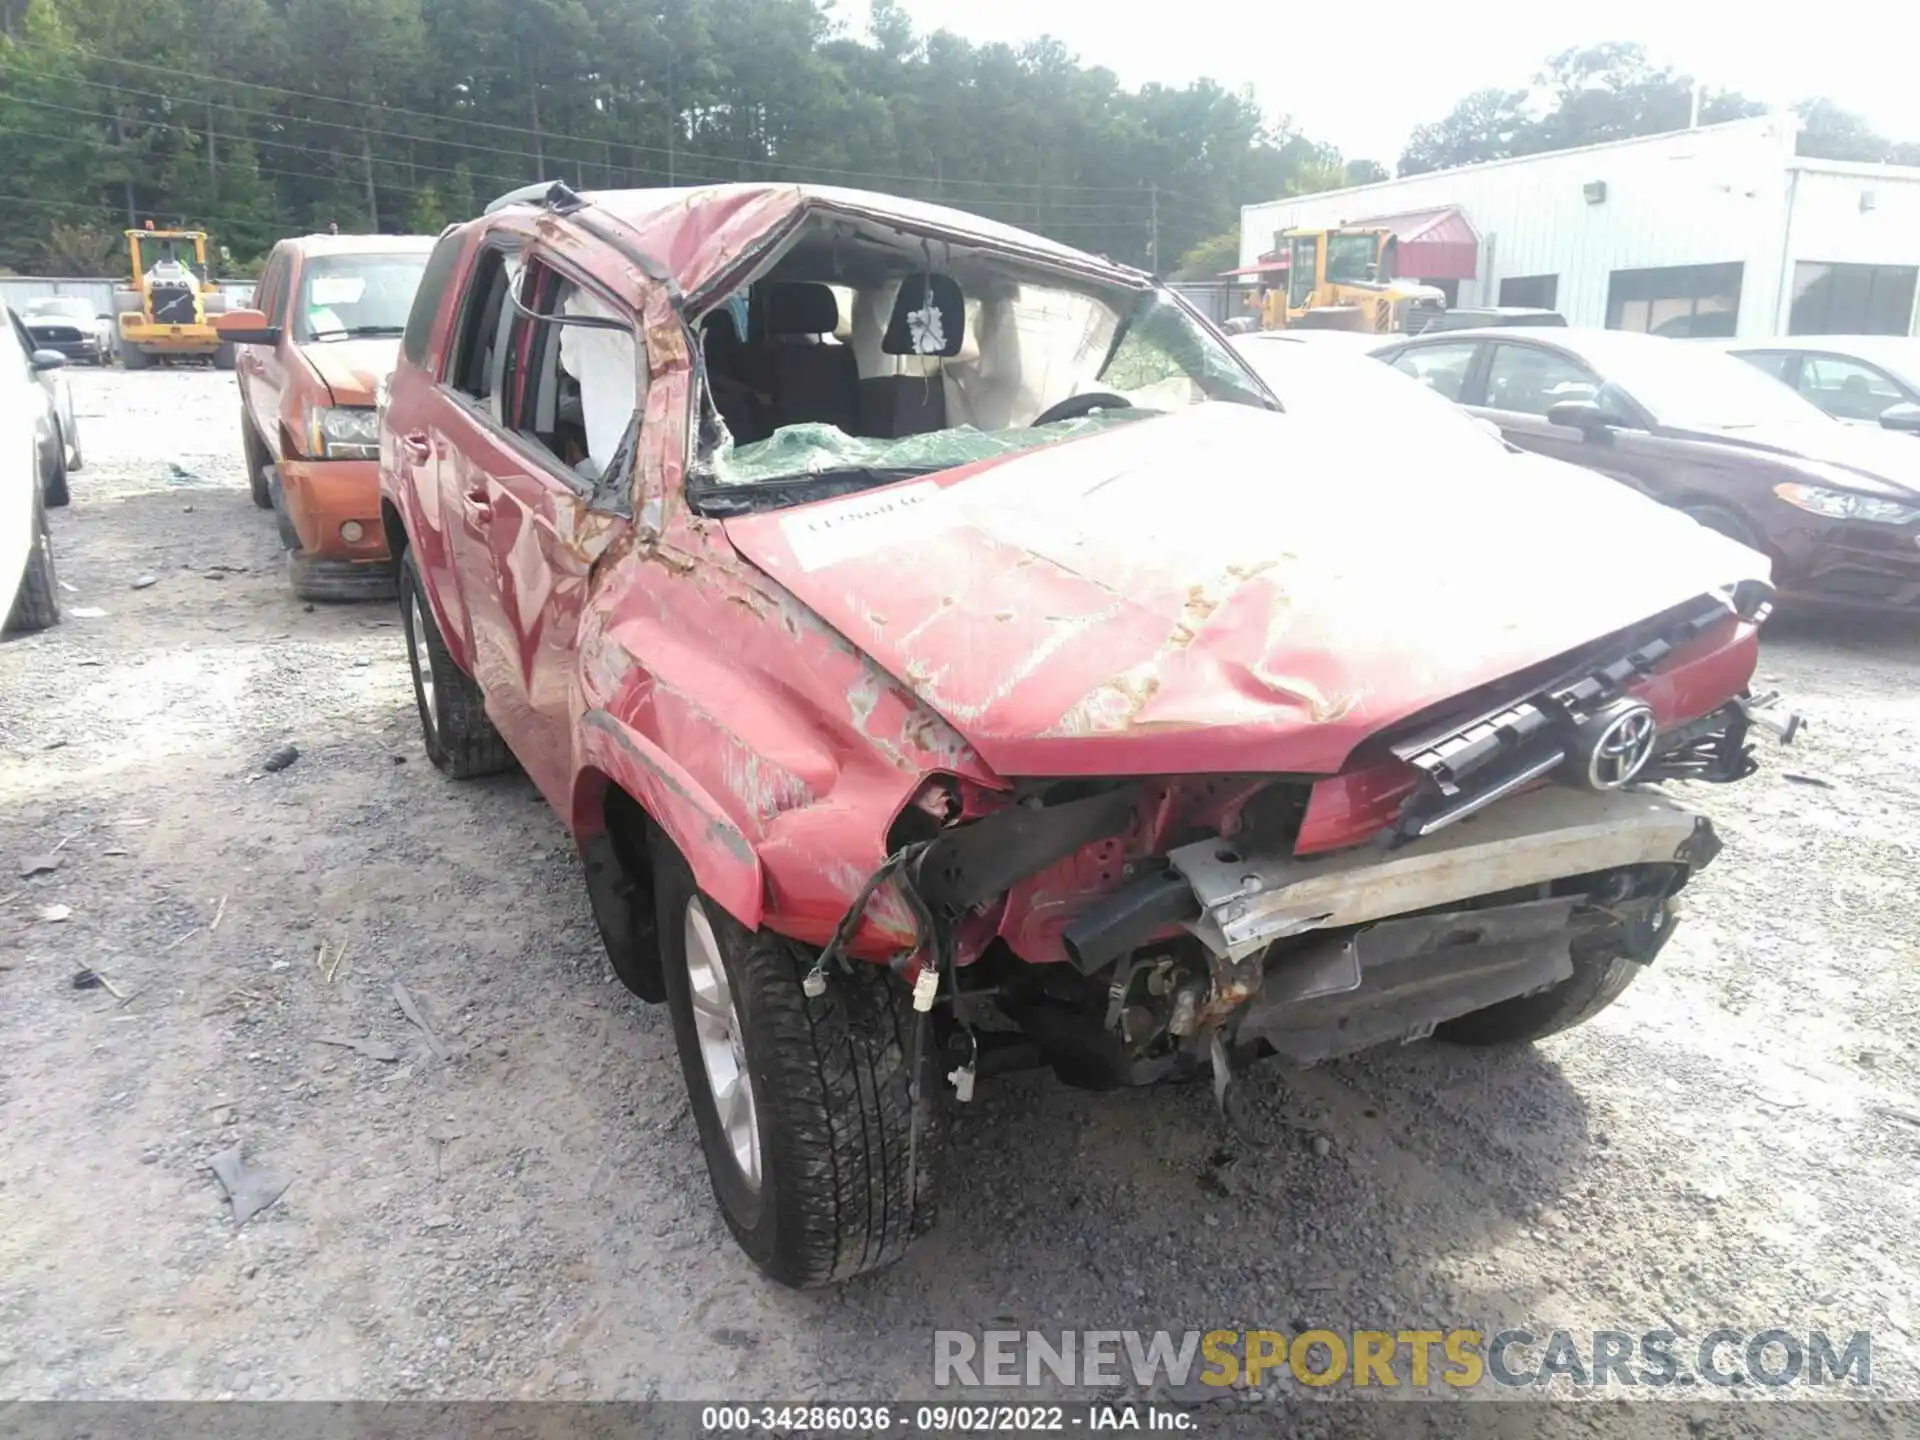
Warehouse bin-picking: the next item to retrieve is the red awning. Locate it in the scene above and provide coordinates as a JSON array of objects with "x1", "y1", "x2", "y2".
[{"x1": 1362, "y1": 207, "x2": 1480, "y2": 281}]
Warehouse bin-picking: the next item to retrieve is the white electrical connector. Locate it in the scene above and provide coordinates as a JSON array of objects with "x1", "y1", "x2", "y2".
[
  {"x1": 911, "y1": 964, "x2": 939, "y2": 1012},
  {"x1": 947, "y1": 1064, "x2": 976, "y2": 1102},
  {"x1": 802, "y1": 967, "x2": 827, "y2": 999}
]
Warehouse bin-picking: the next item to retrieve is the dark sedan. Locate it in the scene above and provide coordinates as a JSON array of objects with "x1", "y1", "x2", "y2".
[
  {"x1": 1372, "y1": 327, "x2": 1920, "y2": 613},
  {"x1": 20, "y1": 295, "x2": 112, "y2": 365}
]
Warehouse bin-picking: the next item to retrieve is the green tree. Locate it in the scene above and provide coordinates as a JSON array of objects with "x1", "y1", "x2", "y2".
[
  {"x1": 1172, "y1": 229, "x2": 1240, "y2": 279},
  {"x1": 0, "y1": 0, "x2": 114, "y2": 269}
]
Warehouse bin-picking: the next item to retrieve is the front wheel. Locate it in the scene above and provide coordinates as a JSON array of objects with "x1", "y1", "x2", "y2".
[
  {"x1": 652, "y1": 832, "x2": 942, "y2": 1288},
  {"x1": 5, "y1": 487, "x2": 60, "y2": 635},
  {"x1": 241, "y1": 414, "x2": 273, "y2": 509},
  {"x1": 398, "y1": 549, "x2": 512, "y2": 778},
  {"x1": 41, "y1": 426, "x2": 69, "y2": 508},
  {"x1": 1684, "y1": 503, "x2": 1763, "y2": 552}
]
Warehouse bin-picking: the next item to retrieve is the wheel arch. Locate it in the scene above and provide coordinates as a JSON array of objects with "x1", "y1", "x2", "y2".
[
  {"x1": 380, "y1": 496, "x2": 410, "y2": 571},
  {"x1": 572, "y1": 711, "x2": 767, "y2": 941},
  {"x1": 1671, "y1": 491, "x2": 1769, "y2": 553}
]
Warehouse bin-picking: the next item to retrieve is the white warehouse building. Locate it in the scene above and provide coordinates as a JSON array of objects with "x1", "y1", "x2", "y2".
[{"x1": 1238, "y1": 116, "x2": 1920, "y2": 338}]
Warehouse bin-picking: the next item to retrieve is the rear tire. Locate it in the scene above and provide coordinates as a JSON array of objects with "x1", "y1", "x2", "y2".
[
  {"x1": 398, "y1": 548, "x2": 512, "y2": 778},
  {"x1": 214, "y1": 341, "x2": 236, "y2": 371},
  {"x1": 120, "y1": 345, "x2": 150, "y2": 371},
  {"x1": 653, "y1": 832, "x2": 942, "y2": 1288},
  {"x1": 1436, "y1": 947, "x2": 1643, "y2": 1046},
  {"x1": 5, "y1": 488, "x2": 60, "y2": 635}
]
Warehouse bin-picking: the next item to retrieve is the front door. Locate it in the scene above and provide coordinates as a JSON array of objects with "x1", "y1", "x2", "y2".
[
  {"x1": 434, "y1": 246, "x2": 643, "y2": 808},
  {"x1": 1467, "y1": 340, "x2": 1706, "y2": 508}
]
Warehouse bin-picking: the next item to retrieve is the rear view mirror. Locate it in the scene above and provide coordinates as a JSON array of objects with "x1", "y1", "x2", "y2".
[
  {"x1": 1547, "y1": 399, "x2": 1613, "y2": 439},
  {"x1": 30, "y1": 349, "x2": 66, "y2": 372},
  {"x1": 1878, "y1": 401, "x2": 1920, "y2": 434},
  {"x1": 213, "y1": 308, "x2": 280, "y2": 346}
]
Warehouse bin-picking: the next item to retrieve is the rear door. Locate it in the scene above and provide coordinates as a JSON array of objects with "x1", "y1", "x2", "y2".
[{"x1": 1381, "y1": 338, "x2": 1487, "y2": 406}]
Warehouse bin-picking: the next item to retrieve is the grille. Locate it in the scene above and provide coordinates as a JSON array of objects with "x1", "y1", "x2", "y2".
[{"x1": 151, "y1": 285, "x2": 198, "y2": 325}]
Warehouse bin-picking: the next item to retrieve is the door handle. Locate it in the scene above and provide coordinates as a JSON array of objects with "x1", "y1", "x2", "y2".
[
  {"x1": 463, "y1": 482, "x2": 493, "y2": 519},
  {"x1": 401, "y1": 431, "x2": 431, "y2": 463}
]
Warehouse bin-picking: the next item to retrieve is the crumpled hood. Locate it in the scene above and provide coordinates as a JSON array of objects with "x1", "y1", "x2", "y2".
[
  {"x1": 723, "y1": 404, "x2": 1768, "y2": 778},
  {"x1": 301, "y1": 338, "x2": 400, "y2": 407}
]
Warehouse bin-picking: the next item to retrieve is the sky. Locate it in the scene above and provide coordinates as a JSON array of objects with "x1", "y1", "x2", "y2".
[{"x1": 845, "y1": 0, "x2": 1920, "y2": 166}]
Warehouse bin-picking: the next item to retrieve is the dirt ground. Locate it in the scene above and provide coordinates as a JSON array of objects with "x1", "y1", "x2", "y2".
[{"x1": 3, "y1": 368, "x2": 1919, "y2": 1423}]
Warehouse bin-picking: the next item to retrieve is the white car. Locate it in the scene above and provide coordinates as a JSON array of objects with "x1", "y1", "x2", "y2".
[
  {"x1": 10, "y1": 309, "x2": 80, "y2": 507},
  {"x1": 1712, "y1": 335, "x2": 1920, "y2": 433},
  {"x1": 1227, "y1": 330, "x2": 1511, "y2": 447},
  {"x1": 3, "y1": 302, "x2": 61, "y2": 635}
]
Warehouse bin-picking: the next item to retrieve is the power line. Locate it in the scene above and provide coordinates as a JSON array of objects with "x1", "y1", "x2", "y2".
[
  {"x1": 0, "y1": 99, "x2": 1154, "y2": 222},
  {"x1": 2, "y1": 37, "x2": 1163, "y2": 196}
]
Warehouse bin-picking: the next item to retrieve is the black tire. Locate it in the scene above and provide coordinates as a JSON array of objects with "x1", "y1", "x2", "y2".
[
  {"x1": 1684, "y1": 503, "x2": 1762, "y2": 551},
  {"x1": 214, "y1": 341, "x2": 237, "y2": 371},
  {"x1": 652, "y1": 831, "x2": 942, "y2": 1288},
  {"x1": 41, "y1": 426, "x2": 69, "y2": 508},
  {"x1": 5, "y1": 488, "x2": 60, "y2": 635},
  {"x1": 241, "y1": 415, "x2": 273, "y2": 509},
  {"x1": 1435, "y1": 947, "x2": 1643, "y2": 1047},
  {"x1": 120, "y1": 345, "x2": 150, "y2": 371},
  {"x1": 397, "y1": 548, "x2": 512, "y2": 777}
]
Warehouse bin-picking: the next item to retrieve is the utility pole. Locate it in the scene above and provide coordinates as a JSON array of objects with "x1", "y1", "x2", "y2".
[
  {"x1": 666, "y1": 45, "x2": 676, "y2": 185},
  {"x1": 530, "y1": 80, "x2": 546, "y2": 177},
  {"x1": 111, "y1": 87, "x2": 135, "y2": 227},
  {"x1": 1148, "y1": 182, "x2": 1159, "y2": 272},
  {"x1": 361, "y1": 127, "x2": 379, "y2": 230},
  {"x1": 205, "y1": 96, "x2": 218, "y2": 189}
]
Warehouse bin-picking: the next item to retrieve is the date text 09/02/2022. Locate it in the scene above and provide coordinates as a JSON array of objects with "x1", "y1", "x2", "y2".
[{"x1": 699, "y1": 1404, "x2": 1191, "y2": 1432}]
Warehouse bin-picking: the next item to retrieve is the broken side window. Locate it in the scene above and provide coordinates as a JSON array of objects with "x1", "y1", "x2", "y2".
[{"x1": 497, "y1": 259, "x2": 645, "y2": 508}]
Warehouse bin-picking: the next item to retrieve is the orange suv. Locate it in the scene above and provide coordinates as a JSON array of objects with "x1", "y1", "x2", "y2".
[{"x1": 216, "y1": 234, "x2": 435, "y2": 599}]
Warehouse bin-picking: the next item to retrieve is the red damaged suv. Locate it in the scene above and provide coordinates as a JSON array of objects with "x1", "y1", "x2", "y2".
[{"x1": 379, "y1": 181, "x2": 1797, "y2": 1288}]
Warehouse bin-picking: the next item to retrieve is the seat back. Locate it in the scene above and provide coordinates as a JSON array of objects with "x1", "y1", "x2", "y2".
[{"x1": 753, "y1": 283, "x2": 859, "y2": 433}]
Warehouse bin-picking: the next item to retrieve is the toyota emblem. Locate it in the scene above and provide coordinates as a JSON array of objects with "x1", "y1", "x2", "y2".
[{"x1": 1587, "y1": 704, "x2": 1658, "y2": 789}]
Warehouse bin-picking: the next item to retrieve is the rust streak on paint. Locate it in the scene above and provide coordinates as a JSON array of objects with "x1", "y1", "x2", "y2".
[{"x1": 725, "y1": 591, "x2": 768, "y2": 619}]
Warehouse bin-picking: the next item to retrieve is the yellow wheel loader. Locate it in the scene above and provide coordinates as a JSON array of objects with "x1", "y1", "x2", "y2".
[
  {"x1": 1259, "y1": 227, "x2": 1447, "y2": 335},
  {"x1": 113, "y1": 225, "x2": 233, "y2": 370}
]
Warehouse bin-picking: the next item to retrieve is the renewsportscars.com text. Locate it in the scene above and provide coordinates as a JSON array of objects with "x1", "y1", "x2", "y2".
[{"x1": 933, "y1": 1328, "x2": 1873, "y2": 1392}]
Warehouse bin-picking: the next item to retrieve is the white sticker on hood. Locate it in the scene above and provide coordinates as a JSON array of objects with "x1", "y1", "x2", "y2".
[{"x1": 780, "y1": 481, "x2": 947, "y2": 571}]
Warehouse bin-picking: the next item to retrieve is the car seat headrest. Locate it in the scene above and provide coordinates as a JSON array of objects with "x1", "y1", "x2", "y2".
[{"x1": 883, "y1": 275, "x2": 964, "y2": 358}]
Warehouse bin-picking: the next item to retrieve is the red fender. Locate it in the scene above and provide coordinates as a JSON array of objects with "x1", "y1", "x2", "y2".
[{"x1": 572, "y1": 708, "x2": 766, "y2": 930}]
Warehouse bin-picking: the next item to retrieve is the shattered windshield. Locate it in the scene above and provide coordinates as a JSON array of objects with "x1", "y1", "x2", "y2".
[
  {"x1": 295, "y1": 252, "x2": 431, "y2": 343},
  {"x1": 696, "y1": 274, "x2": 1268, "y2": 502}
]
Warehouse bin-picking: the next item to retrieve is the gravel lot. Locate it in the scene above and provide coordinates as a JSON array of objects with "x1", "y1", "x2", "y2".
[{"x1": 3, "y1": 368, "x2": 1919, "y2": 1427}]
